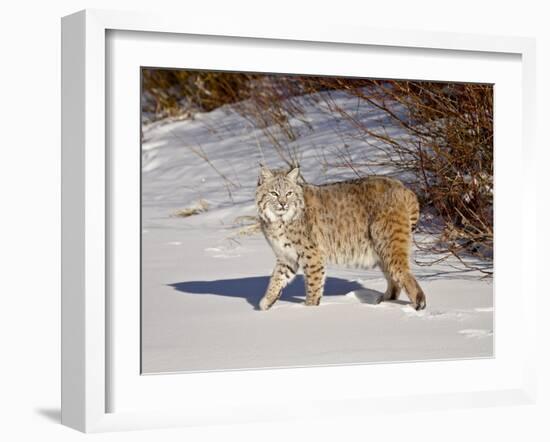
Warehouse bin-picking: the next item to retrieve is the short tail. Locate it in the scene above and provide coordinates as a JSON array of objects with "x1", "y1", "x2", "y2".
[{"x1": 407, "y1": 190, "x2": 420, "y2": 231}]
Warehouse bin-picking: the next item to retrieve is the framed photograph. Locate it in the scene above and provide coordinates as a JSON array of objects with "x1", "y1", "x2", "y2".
[{"x1": 61, "y1": 9, "x2": 537, "y2": 433}]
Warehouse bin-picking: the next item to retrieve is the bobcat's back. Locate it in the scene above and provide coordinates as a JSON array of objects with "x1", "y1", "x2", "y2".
[{"x1": 302, "y1": 176, "x2": 419, "y2": 268}]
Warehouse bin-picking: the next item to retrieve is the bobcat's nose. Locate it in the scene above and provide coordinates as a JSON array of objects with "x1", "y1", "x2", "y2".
[{"x1": 278, "y1": 202, "x2": 288, "y2": 210}]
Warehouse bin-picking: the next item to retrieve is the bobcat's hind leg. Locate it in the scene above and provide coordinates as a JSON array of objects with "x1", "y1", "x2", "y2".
[
  {"x1": 259, "y1": 260, "x2": 298, "y2": 310},
  {"x1": 371, "y1": 213, "x2": 426, "y2": 310},
  {"x1": 384, "y1": 257, "x2": 426, "y2": 310},
  {"x1": 383, "y1": 256, "x2": 426, "y2": 310},
  {"x1": 398, "y1": 272, "x2": 426, "y2": 310},
  {"x1": 382, "y1": 269, "x2": 401, "y2": 301}
]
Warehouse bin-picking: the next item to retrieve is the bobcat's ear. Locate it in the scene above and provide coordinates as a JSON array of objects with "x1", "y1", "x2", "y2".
[
  {"x1": 258, "y1": 165, "x2": 274, "y2": 185},
  {"x1": 286, "y1": 167, "x2": 300, "y2": 182}
]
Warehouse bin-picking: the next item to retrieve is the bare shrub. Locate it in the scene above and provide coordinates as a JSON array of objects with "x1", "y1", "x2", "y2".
[
  {"x1": 312, "y1": 79, "x2": 493, "y2": 268},
  {"x1": 142, "y1": 69, "x2": 259, "y2": 120}
]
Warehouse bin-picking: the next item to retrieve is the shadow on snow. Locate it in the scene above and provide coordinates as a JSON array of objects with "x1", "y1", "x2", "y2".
[{"x1": 168, "y1": 275, "x2": 389, "y2": 309}]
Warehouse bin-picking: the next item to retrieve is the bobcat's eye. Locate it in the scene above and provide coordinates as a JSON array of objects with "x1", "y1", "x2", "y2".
[
  {"x1": 286, "y1": 191, "x2": 293, "y2": 197},
  {"x1": 270, "y1": 191, "x2": 279, "y2": 197}
]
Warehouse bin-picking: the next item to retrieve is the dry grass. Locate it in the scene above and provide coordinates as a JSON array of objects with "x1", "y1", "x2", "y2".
[
  {"x1": 171, "y1": 200, "x2": 209, "y2": 218},
  {"x1": 231, "y1": 215, "x2": 261, "y2": 237},
  {"x1": 142, "y1": 69, "x2": 259, "y2": 120}
]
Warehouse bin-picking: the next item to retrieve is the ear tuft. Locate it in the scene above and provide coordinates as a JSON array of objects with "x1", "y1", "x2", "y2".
[
  {"x1": 258, "y1": 165, "x2": 274, "y2": 185},
  {"x1": 286, "y1": 167, "x2": 300, "y2": 182}
]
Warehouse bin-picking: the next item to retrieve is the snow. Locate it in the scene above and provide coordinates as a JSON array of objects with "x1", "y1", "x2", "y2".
[{"x1": 141, "y1": 90, "x2": 493, "y2": 374}]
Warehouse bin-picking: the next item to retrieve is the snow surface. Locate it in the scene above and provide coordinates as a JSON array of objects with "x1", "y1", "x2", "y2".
[{"x1": 141, "y1": 90, "x2": 493, "y2": 374}]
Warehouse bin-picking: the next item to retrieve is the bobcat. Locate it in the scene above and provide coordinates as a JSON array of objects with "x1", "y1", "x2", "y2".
[{"x1": 255, "y1": 165, "x2": 426, "y2": 311}]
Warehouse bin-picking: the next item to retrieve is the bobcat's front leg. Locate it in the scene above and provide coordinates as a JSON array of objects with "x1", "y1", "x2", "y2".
[
  {"x1": 259, "y1": 260, "x2": 298, "y2": 310},
  {"x1": 303, "y1": 251, "x2": 326, "y2": 306}
]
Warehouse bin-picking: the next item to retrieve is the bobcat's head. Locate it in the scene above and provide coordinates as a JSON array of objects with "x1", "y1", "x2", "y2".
[{"x1": 255, "y1": 165, "x2": 304, "y2": 224}]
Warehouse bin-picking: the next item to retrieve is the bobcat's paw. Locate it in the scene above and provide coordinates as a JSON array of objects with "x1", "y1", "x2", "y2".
[
  {"x1": 413, "y1": 292, "x2": 427, "y2": 311},
  {"x1": 304, "y1": 299, "x2": 321, "y2": 306},
  {"x1": 383, "y1": 289, "x2": 394, "y2": 302},
  {"x1": 259, "y1": 297, "x2": 273, "y2": 311}
]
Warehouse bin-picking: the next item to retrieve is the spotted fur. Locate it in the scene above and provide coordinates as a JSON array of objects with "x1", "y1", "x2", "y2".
[{"x1": 255, "y1": 166, "x2": 426, "y2": 311}]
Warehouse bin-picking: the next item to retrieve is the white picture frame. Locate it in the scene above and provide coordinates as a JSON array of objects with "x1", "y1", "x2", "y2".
[{"x1": 61, "y1": 9, "x2": 537, "y2": 433}]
